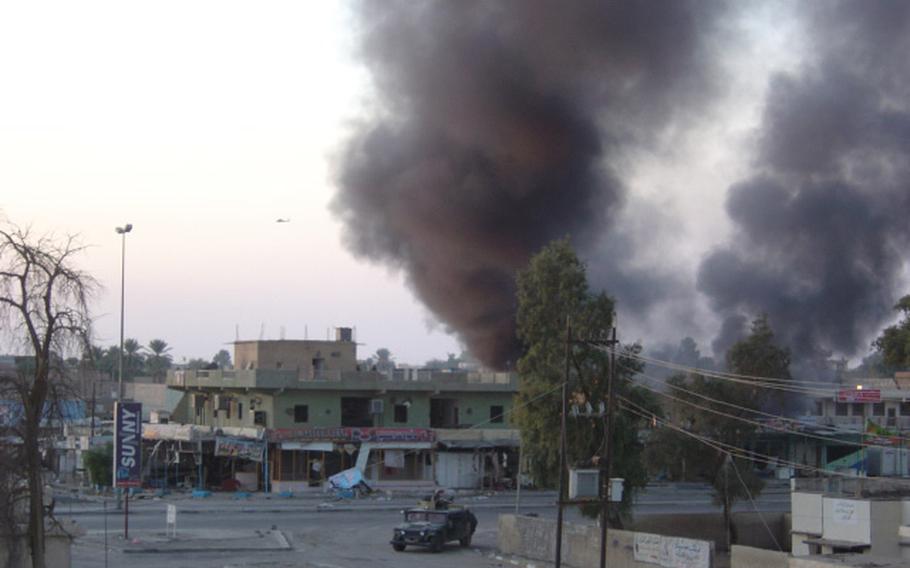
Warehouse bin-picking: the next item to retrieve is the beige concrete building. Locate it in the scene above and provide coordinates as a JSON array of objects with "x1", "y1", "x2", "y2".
[{"x1": 233, "y1": 328, "x2": 357, "y2": 379}]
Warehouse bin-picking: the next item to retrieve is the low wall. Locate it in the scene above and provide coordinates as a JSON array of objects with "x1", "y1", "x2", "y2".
[
  {"x1": 731, "y1": 545, "x2": 788, "y2": 568},
  {"x1": 498, "y1": 514, "x2": 714, "y2": 568},
  {"x1": 1, "y1": 526, "x2": 78, "y2": 568},
  {"x1": 632, "y1": 512, "x2": 790, "y2": 552}
]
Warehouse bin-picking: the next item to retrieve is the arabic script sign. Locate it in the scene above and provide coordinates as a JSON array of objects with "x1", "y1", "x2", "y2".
[
  {"x1": 830, "y1": 499, "x2": 859, "y2": 525},
  {"x1": 633, "y1": 532, "x2": 711, "y2": 568},
  {"x1": 837, "y1": 389, "x2": 881, "y2": 403},
  {"x1": 268, "y1": 427, "x2": 435, "y2": 443}
]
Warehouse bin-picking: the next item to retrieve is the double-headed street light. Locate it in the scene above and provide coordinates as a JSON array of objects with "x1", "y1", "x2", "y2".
[{"x1": 115, "y1": 223, "x2": 133, "y2": 401}]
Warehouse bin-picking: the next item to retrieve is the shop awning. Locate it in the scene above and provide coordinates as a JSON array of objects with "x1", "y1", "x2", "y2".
[
  {"x1": 279, "y1": 442, "x2": 334, "y2": 451},
  {"x1": 367, "y1": 442, "x2": 433, "y2": 450},
  {"x1": 438, "y1": 439, "x2": 519, "y2": 449}
]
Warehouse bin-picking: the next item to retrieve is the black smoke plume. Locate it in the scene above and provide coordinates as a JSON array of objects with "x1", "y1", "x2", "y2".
[
  {"x1": 698, "y1": 2, "x2": 910, "y2": 367},
  {"x1": 334, "y1": 0, "x2": 724, "y2": 367}
]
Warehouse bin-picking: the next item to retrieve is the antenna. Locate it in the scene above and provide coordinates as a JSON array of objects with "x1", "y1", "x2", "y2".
[
  {"x1": 235, "y1": 324, "x2": 239, "y2": 342},
  {"x1": 280, "y1": 325, "x2": 286, "y2": 340},
  {"x1": 259, "y1": 323, "x2": 265, "y2": 340},
  {"x1": 305, "y1": 325, "x2": 308, "y2": 340}
]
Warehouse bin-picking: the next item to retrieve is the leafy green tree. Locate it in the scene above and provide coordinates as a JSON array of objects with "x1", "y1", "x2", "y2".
[
  {"x1": 645, "y1": 315, "x2": 789, "y2": 550},
  {"x1": 512, "y1": 238, "x2": 657, "y2": 523},
  {"x1": 82, "y1": 444, "x2": 113, "y2": 487},
  {"x1": 212, "y1": 349, "x2": 232, "y2": 369},
  {"x1": 185, "y1": 358, "x2": 211, "y2": 370},
  {"x1": 874, "y1": 295, "x2": 910, "y2": 370},
  {"x1": 367, "y1": 348, "x2": 395, "y2": 373},
  {"x1": 146, "y1": 339, "x2": 172, "y2": 382},
  {"x1": 727, "y1": 314, "x2": 792, "y2": 411}
]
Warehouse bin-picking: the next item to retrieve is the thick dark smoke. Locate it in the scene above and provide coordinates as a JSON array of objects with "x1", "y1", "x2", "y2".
[
  {"x1": 698, "y1": 2, "x2": 910, "y2": 367},
  {"x1": 334, "y1": 0, "x2": 724, "y2": 368}
]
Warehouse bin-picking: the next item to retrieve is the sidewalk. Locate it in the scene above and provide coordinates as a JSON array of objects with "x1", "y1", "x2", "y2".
[{"x1": 78, "y1": 528, "x2": 292, "y2": 554}]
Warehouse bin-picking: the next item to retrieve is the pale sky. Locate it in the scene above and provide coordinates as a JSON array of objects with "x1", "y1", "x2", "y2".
[
  {"x1": 0, "y1": 1, "x2": 461, "y2": 365},
  {"x1": 1, "y1": 2, "x2": 820, "y2": 366}
]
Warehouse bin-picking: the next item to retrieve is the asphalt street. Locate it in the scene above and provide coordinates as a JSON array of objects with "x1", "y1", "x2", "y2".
[{"x1": 61, "y1": 482, "x2": 790, "y2": 568}]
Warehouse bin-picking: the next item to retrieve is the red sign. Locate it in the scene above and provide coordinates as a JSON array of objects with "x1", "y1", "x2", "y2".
[
  {"x1": 268, "y1": 427, "x2": 436, "y2": 443},
  {"x1": 837, "y1": 389, "x2": 881, "y2": 403}
]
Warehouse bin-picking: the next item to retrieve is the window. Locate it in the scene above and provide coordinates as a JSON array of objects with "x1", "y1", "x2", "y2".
[
  {"x1": 851, "y1": 403, "x2": 864, "y2": 417},
  {"x1": 238, "y1": 403, "x2": 243, "y2": 421},
  {"x1": 394, "y1": 404, "x2": 408, "y2": 424},
  {"x1": 902, "y1": 402, "x2": 910, "y2": 416},
  {"x1": 294, "y1": 405, "x2": 309, "y2": 423},
  {"x1": 490, "y1": 405, "x2": 504, "y2": 424},
  {"x1": 872, "y1": 403, "x2": 885, "y2": 416},
  {"x1": 835, "y1": 402, "x2": 848, "y2": 416},
  {"x1": 254, "y1": 411, "x2": 267, "y2": 426},
  {"x1": 814, "y1": 400, "x2": 824, "y2": 416}
]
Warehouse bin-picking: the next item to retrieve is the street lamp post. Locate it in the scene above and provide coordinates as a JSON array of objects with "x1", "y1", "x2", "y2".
[
  {"x1": 114, "y1": 223, "x2": 132, "y2": 513},
  {"x1": 115, "y1": 224, "x2": 132, "y2": 401}
]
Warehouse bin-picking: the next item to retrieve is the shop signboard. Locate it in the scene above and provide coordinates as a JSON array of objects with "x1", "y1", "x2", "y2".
[
  {"x1": 214, "y1": 435, "x2": 265, "y2": 462},
  {"x1": 268, "y1": 427, "x2": 435, "y2": 443},
  {"x1": 837, "y1": 389, "x2": 881, "y2": 403},
  {"x1": 113, "y1": 401, "x2": 142, "y2": 487}
]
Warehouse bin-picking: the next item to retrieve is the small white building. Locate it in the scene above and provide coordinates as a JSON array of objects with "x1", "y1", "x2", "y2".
[{"x1": 791, "y1": 478, "x2": 910, "y2": 561}]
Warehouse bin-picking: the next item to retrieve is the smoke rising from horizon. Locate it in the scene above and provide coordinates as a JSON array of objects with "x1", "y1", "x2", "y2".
[
  {"x1": 334, "y1": 1, "x2": 910, "y2": 371},
  {"x1": 697, "y1": 2, "x2": 910, "y2": 368}
]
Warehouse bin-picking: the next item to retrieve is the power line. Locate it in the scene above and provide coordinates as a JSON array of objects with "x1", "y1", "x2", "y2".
[
  {"x1": 618, "y1": 396, "x2": 862, "y2": 479},
  {"x1": 621, "y1": 371, "x2": 909, "y2": 451},
  {"x1": 605, "y1": 347, "x2": 837, "y2": 396},
  {"x1": 728, "y1": 455, "x2": 782, "y2": 552}
]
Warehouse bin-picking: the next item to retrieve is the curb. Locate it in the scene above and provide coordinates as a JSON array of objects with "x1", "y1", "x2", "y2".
[{"x1": 121, "y1": 530, "x2": 294, "y2": 554}]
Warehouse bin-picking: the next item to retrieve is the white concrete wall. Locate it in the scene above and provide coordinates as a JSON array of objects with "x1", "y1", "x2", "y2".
[
  {"x1": 822, "y1": 497, "x2": 871, "y2": 545},
  {"x1": 869, "y1": 500, "x2": 902, "y2": 558},
  {"x1": 792, "y1": 492, "x2": 823, "y2": 535}
]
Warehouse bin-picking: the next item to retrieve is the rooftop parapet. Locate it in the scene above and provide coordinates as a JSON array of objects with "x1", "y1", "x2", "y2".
[{"x1": 167, "y1": 368, "x2": 518, "y2": 392}]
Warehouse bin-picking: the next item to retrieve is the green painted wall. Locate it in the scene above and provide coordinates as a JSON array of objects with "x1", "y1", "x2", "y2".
[{"x1": 177, "y1": 388, "x2": 515, "y2": 430}]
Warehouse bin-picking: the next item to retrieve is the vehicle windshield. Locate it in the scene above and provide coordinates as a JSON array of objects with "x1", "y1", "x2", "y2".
[{"x1": 405, "y1": 511, "x2": 448, "y2": 523}]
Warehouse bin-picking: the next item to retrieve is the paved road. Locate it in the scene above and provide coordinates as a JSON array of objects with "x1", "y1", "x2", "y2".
[{"x1": 61, "y1": 482, "x2": 790, "y2": 568}]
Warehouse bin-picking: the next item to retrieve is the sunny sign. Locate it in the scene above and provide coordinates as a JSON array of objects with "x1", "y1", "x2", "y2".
[{"x1": 113, "y1": 402, "x2": 142, "y2": 487}]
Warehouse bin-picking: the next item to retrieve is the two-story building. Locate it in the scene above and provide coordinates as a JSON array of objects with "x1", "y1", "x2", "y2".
[
  {"x1": 164, "y1": 329, "x2": 519, "y2": 493},
  {"x1": 796, "y1": 374, "x2": 910, "y2": 477}
]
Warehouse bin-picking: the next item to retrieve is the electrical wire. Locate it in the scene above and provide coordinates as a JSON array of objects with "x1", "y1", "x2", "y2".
[
  {"x1": 601, "y1": 346, "x2": 838, "y2": 396},
  {"x1": 727, "y1": 455, "x2": 783, "y2": 552},
  {"x1": 618, "y1": 395, "x2": 865, "y2": 479},
  {"x1": 620, "y1": 371, "x2": 910, "y2": 451}
]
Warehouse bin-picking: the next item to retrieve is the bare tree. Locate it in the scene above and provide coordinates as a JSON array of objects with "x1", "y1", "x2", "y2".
[{"x1": 0, "y1": 224, "x2": 95, "y2": 568}]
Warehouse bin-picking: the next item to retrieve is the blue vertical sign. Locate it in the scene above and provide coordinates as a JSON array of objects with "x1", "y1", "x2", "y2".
[{"x1": 113, "y1": 401, "x2": 142, "y2": 487}]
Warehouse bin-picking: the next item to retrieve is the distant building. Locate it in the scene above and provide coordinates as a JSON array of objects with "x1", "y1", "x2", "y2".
[{"x1": 162, "y1": 328, "x2": 519, "y2": 493}]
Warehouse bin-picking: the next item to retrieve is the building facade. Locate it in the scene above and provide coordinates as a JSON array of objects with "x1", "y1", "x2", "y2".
[{"x1": 164, "y1": 333, "x2": 519, "y2": 492}]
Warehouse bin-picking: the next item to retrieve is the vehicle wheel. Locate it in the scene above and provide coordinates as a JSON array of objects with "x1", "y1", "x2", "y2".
[
  {"x1": 392, "y1": 543, "x2": 406, "y2": 552},
  {"x1": 431, "y1": 534, "x2": 444, "y2": 553},
  {"x1": 459, "y1": 534, "x2": 472, "y2": 547}
]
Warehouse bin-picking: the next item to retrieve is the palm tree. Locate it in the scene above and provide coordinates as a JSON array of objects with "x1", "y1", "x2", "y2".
[
  {"x1": 147, "y1": 339, "x2": 173, "y2": 382},
  {"x1": 123, "y1": 338, "x2": 145, "y2": 380}
]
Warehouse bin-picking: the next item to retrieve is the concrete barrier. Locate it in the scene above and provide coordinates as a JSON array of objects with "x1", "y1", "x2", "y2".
[
  {"x1": 731, "y1": 544, "x2": 788, "y2": 568},
  {"x1": 498, "y1": 514, "x2": 714, "y2": 568},
  {"x1": 0, "y1": 522, "x2": 82, "y2": 568},
  {"x1": 631, "y1": 512, "x2": 790, "y2": 552}
]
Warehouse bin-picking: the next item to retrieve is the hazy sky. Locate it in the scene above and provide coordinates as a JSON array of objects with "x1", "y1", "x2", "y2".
[
  {"x1": 0, "y1": 1, "x2": 461, "y2": 365},
  {"x1": 6, "y1": 2, "x2": 890, "y2": 369}
]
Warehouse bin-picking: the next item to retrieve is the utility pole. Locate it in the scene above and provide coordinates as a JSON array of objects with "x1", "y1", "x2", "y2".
[
  {"x1": 599, "y1": 324, "x2": 619, "y2": 568},
  {"x1": 554, "y1": 319, "x2": 570, "y2": 568}
]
